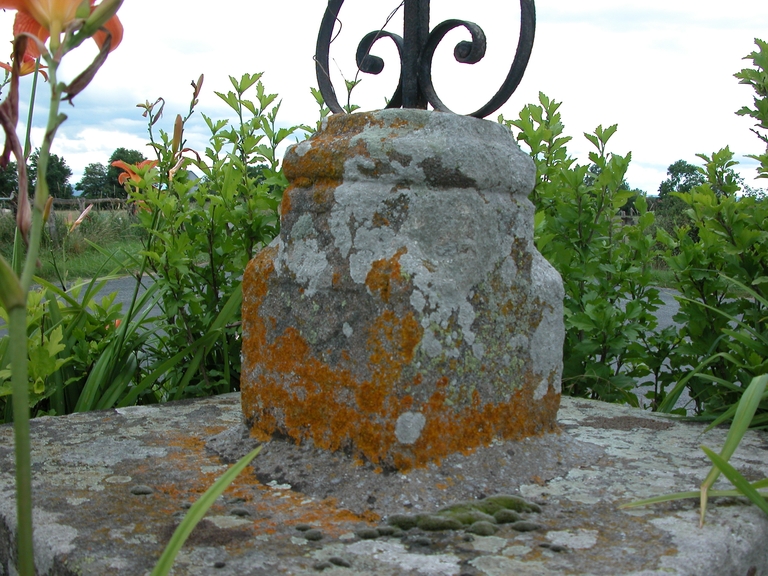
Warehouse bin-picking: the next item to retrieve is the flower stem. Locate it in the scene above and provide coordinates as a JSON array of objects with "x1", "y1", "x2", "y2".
[
  {"x1": 9, "y1": 304, "x2": 34, "y2": 576},
  {"x1": 22, "y1": 59, "x2": 41, "y2": 160}
]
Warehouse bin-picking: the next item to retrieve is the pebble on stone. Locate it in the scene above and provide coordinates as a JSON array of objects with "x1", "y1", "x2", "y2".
[
  {"x1": 540, "y1": 543, "x2": 567, "y2": 553},
  {"x1": 213, "y1": 561, "x2": 226, "y2": 568},
  {"x1": 329, "y1": 557, "x2": 352, "y2": 567},
  {"x1": 510, "y1": 521, "x2": 544, "y2": 532},
  {"x1": 304, "y1": 529, "x2": 324, "y2": 541},
  {"x1": 313, "y1": 561, "x2": 332, "y2": 571},
  {"x1": 230, "y1": 507, "x2": 251, "y2": 517},
  {"x1": 130, "y1": 485, "x2": 153, "y2": 495},
  {"x1": 356, "y1": 528, "x2": 380, "y2": 539},
  {"x1": 467, "y1": 521, "x2": 498, "y2": 536},
  {"x1": 295, "y1": 523, "x2": 314, "y2": 532}
]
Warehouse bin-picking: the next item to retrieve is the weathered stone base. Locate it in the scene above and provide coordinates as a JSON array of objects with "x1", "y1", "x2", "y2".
[
  {"x1": 241, "y1": 110, "x2": 564, "y2": 469},
  {"x1": 1, "y1": 394, "x2": 767, "y2": 575}
]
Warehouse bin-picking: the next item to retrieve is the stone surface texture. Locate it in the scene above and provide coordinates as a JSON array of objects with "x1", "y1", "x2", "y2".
[
  {"x1": 1, "y1": 394, "x2": 767, "y2": 575},
  {"x1": 241, "y1": 109, "x2": 564, "y2": 469}
]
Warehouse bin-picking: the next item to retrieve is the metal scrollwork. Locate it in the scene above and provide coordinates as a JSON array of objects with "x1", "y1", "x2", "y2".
[{"x1": 315, "y1": 0, "x2": 536, "y2": 118}]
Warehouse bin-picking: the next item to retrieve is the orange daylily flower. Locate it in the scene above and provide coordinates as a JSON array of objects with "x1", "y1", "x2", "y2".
[
  {"x1": 0, "y1": 52, "x2": 48, "y2": 79},
  {"x1": 112, "y1": 159, "x2": 158, "y2": 185},
  {"x1": 0, "y1": 0, "x2": 123, "y2": 58}
]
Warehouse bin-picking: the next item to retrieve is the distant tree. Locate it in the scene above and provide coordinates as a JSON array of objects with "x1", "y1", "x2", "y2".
[
  {"x1": 0, "y1": 162, "x2": 18, "y2": 198},
  {"x1": 107, "y1": 148, "x2": 146, "y2": 198},
  {"x1": 76, "y1": 162, "x2": 110, "y2": 198},
  {"x1": 28, "y1": 149, "x2": 74, "y2": 199},
  {"x1": 658, "y1": 160, "x2": 705, "y2": 198}
]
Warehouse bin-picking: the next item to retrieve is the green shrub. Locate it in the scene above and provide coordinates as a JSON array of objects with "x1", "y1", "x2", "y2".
[
  {"x1": 501, "y1": 95, "x2": 665, "y2": 405},
  {"x1": 118, "y1": 72, "x2": 305, "y2": 401}
]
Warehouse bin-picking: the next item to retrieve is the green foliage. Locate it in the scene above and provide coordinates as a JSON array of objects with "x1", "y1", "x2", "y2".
[
  {"x1": 28, "y1": 149, "x2": 74, "y2": 199},
  {"x1": 657, "y1": 149, "x2": 768, "y2": 416},
  {"x1": 501, "y1": 94, "x2": 664, "y2": 405},
  {"x1": 658, "y1": 159, "x2": 705, "y2": 198},
  {"x1": 0, "y1": 272, "x2": 159, "y2": 422},
  {"x1": 735, "y1": 38, "x2": 768, "y2": 179},
  {"x1": 0, "y1": 161, "x2": 18, "y2": 198},
  {"x1": 120, "y1": 72, "x2": 302, "y2": 401}
]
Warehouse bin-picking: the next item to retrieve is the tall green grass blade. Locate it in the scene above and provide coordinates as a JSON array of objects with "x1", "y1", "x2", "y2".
[
  {"x1": 171, "y1": 284, "x2": 242, "y2": 401},
  {"x1": 149, "y1": 445, "x2": 262, "y2": 576},
  {"x1": 118, "y1": 331, "x2": 219, "y2": 407},
  {"x1": 701, "y1": 446, "x2": 768, "y2": 516},
  {"x1": 699, "y1": 375, "x2": 768, "y2": 526},
  {"x1": 620, "y1": 481, "x2": 768, "y2": 509}
]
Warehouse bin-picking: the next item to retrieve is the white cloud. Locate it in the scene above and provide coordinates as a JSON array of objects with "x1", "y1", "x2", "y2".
[{"x1": 0, "y1": 0, "x2": 765, "y2": 193}]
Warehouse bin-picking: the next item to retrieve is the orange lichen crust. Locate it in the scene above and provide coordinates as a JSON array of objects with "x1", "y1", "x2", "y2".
[{"x1": 241, "y1": 246, "x2": 560, "y2": 470}]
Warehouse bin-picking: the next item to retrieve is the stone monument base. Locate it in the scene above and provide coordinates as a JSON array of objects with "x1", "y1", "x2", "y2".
[{"x1": 240, "y1": 110, "x2": 564, "y2": 469}]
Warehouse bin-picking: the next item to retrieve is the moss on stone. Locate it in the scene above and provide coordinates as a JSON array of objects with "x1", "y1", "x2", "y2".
[
  {"x1": 475, "y1": 494, "x2": 541, "y2": 515},
  {"x1": 493, "y1": 509, "x2": 523, "y2": 524},
  {"x1": 387, "y1": 513, "x2": 419, "y2": 530},
  {"x1": 417, "y1": 515, "x2": 463, "y2": 531},
  {"x1": 467, "y1": 521, "x2": 498, "y2": 536}
]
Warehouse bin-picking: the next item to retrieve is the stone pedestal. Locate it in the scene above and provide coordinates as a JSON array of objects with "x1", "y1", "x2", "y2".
[{"x1": 241, "y1": 109, "x2": 564, "y2": 469}]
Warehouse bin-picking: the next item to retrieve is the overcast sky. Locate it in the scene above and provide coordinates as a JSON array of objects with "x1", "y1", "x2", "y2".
[{"x1": 2, "y1": 0, "x2": 767, "y2": 194}]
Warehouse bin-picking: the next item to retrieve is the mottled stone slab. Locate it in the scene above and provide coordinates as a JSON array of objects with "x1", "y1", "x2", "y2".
[
  {"x1": 2, "y1": 395, "x2": 768, "y2": 575},
  {"x1": 241, "y1": 109, "x2": 564, "y2": 468}
]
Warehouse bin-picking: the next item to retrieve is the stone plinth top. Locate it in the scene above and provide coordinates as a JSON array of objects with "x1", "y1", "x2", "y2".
[
  {"x1": 241, "y1": 110, "x2": 564, "y2": 469},
  {"x1": 1, "y1": 394, "x2": 766, "y2": 575}
]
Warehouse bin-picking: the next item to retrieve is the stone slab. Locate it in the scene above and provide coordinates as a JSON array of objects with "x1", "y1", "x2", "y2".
[{"x1": 0, "y1": 394, "x2": 767, "y2": 575}]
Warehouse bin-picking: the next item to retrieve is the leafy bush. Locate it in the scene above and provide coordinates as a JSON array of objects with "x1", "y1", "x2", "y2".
[
  {"x1": 501, "y1": 95, "x2": 666, "y2": 405},
  {"x1": 116, "y1": 72, "x2": 304, "y2": 401}
]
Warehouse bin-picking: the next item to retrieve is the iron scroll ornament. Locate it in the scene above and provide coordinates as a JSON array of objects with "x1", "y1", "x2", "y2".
[{"x1": 315, "y1": 0, "x2": 536, "y2": 119}]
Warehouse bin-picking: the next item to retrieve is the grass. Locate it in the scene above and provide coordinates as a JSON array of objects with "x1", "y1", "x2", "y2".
[
  {"x1": 37, "y1": 238, "x2": 144, "y2": 282},
  {"x1": 0, "y1": 209, "x2": 145, "y2": 282}
]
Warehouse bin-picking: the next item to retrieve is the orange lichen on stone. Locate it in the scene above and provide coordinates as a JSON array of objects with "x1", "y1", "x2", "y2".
[
  {"x1": 243, "y1": 242, "x2": 558, "y2": 468},
  {"x1": 365, "y1": 247, "x2": 408, "y2": 304}
]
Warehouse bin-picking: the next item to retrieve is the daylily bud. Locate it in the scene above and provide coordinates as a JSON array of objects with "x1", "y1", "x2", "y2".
[
  {"x1": 76, "y1": 0, "x2": 91, "y2": 20},
  {"x1": 43, "y1": 196, "x2": 54, "y2": 223},
  {"x1": 69, "y1": 204, "x2": 94, "y2": 233},
  {"x1": 192, "y1": 74, "x2": 204, "y2": 101},
  {"x1": 16, "y1": 190, "x2": 31, "y2": 244},
  {"x1": 172, "y1": 114, "x2": 183, "y2": 155},
  {"x1": 0, "y1": 255, "x2": 24, "y2": 311},
  {"x1": 83, "y1": 0, "x2": 124, "y2": 37}
]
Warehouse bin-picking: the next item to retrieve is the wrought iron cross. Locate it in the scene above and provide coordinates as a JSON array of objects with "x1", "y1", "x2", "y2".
[{"x1": 315, "y1": 0, "x2": 536, "y2": 119}]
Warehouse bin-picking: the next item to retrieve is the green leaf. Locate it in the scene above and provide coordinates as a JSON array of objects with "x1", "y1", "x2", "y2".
[{"x1": 701, "y1": 445, "x2": 768, "y2": 517}]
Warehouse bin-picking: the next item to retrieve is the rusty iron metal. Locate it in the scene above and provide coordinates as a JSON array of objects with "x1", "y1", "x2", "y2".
[{"x1": 315, "y1": 0, "x2": 536, "y2": 118}]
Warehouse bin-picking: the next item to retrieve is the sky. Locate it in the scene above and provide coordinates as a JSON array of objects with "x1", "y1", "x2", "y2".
[{"x1": 1, "y1": 0, "x2": 767, "y2": 195}]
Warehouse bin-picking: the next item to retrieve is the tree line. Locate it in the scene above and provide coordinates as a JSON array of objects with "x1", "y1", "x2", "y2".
[
  {"x1": 0, "y1": 147, "x2": 146, "y2": 200},
  {"x1": 0, "y1": 143, "x2": 762, "y2": 207}
]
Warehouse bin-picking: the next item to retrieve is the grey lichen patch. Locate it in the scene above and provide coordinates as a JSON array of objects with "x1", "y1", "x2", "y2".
[
  {"x1": 394, "y1": 412, "x2": 426, "y2": 445},
  {"x1": 277, "y1": 236, "x2": 333, "y2": 298}
]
